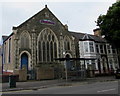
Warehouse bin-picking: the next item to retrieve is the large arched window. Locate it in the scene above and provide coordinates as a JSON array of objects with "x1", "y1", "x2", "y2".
[
  {"x1": 20, "y1": 31, "x2": 30, "y2": 49},
  {"x1": 64, "y1": 36, "x2": 71, "y2": 51},
  {"x1": 38, "y1": 28, "x2": 58, "y2": 62}
]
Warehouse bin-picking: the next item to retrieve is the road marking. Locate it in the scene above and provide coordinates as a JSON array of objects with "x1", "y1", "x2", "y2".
[{"x1": 97, "y1": 88, "x2": 116, "y2": 93}]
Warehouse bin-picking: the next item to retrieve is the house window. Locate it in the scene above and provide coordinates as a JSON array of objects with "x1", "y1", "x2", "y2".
[
  {"x1": 84, "y1": 42, "x2": 88, "y2": 52},
  {"x1": 89, "y1": 42, "x2": 94, "y2": 52},
  {"x1": 104, "y1": 45, "x2": 107, "y2": 54},
  {"x1": 112, "y1": 46, "x2": 116, "y2": 54},
  {"x1": 114, "y1": 58, "x2": 118, "y2": 68},
  {"x1": 4, "y1": 43, "x2": 6, "y2": 64},
  {"x1": 96, "y1": 44, "x2": 99, "y2": 53},
  {"x1": 109, "y1": 59, "x2": 113, "y2": 69},
  {"x1": 100, "y1": 45, "x2": 104, "y2": 53},
  {"x1": 107, "y1": 45, "x2": 111, "y2": 53}
]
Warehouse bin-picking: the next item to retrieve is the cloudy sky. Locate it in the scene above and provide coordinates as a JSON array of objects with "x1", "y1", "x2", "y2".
[{"x1": 0, "y1": 0, "x2": 116, "y2": 43}]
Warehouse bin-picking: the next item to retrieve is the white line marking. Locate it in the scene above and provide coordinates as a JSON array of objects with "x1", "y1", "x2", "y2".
[
  {"x1": 1, "y1": 89, "x2": 32, "y2": 94},
  {"x1": 97, "y1": 88, "x2": 116, "y2": 93}
]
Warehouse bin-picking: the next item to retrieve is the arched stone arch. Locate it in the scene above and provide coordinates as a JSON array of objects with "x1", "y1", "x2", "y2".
[
  {"x1": 20, "y1": 31, "x2": 31, "y2": 49},
  {"x1": 64, "y1": 53, "x2": 72, "y2": 58},
  {"x1": 37, "y1": 28, "x2": 58, "y2": 42},
  {"x1": 19, "y1": 51, "x2": 31, "y2": 70},
  {"x1": 37, "y1": 28, "x2": 58, "y2": 63}
]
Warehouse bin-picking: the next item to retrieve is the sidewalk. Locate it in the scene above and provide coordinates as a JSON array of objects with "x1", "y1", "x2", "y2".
[{"x1": 1, "y1": 76, "x2": 116, "y2": 92}]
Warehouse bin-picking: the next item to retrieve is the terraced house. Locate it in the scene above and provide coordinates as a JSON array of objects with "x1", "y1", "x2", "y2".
[{"x1": 1, "y1": 5, "x2": 119, "y2": 81}]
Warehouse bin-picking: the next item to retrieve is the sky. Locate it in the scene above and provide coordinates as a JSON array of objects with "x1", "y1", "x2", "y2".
[{"x1": 0, "y1": 0, "x2": 116, "y2": 44}]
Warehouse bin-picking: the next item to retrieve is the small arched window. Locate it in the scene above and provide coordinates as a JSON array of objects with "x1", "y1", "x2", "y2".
[
  {"x1": 64, "y1": 36, "x2": 71, "y2": 51},
  {"x1": 20, "y1": 32, "x2": 30, "y2": 49}
]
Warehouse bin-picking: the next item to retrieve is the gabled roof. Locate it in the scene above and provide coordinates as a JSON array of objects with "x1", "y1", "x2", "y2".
[
  {"x1": 90, "y1": 35, "x2": 106, "y2": 43},
  {"x1": 81, "y1": 33, "x2": 94, "y2": 41},
  {"x1": 70, "y1": 31, "x2": 85, "y2": 40},
  {"x1": 69, "y1": 31, "x2": 106, "y2": 43},
  {"x1": 13, "y1": 5, "x2": 65, "y2": 30}
]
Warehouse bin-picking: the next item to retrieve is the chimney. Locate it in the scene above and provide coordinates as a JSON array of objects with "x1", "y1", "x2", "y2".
[
  {"x1": 93, "y1": 28, "x2": 101, "y2": 36},
  {"x1": 45, "y1": 5, "x2": 47, "y2": 8},
  {"x1": 116, "y1": 0, "x2": 120, "y2": 2}
]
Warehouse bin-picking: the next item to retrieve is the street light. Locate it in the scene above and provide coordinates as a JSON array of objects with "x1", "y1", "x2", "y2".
[{"x1": 63, "y1": 51, "x2": 68, "y2": 81}]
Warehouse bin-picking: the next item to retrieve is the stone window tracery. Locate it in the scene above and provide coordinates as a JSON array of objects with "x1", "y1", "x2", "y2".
[{"x1": 38, "y1": 28, "x2": 58, "y2": 62}]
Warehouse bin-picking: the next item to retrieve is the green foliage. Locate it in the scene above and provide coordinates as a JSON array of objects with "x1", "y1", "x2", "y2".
[{"x1": 96, "y1": 2, "x2": 120, "y2": 48}]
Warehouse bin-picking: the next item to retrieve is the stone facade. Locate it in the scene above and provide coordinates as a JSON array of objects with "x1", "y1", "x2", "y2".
[
  {"x1": 2, "y1": 34, "x2": 15, "y2": 73},
  {"x1": 0, "y1": 45, "x2": 2, "y2": 74},
  {"x1": 2, "y1": 5, "x2": 76, "y2": 80}
]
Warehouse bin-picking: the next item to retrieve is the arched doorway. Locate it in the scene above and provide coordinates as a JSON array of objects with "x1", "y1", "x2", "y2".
[{"x1": 21, "y1": 53, "x2": 28, "y2": 70}]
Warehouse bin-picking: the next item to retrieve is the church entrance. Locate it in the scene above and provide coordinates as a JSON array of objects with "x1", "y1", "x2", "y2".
[{"x1": 21, "y1": 53, "x2": 28, "y2": 70}]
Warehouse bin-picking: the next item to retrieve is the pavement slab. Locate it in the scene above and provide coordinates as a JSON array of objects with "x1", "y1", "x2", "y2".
[{"x1": 1, "y1": 76, "x2": 118, "y2": 92}]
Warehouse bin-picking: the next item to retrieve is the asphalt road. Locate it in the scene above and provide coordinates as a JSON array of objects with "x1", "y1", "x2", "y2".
[{"x1": 2, "y1": 81, "x2": 119, "y2": 94}]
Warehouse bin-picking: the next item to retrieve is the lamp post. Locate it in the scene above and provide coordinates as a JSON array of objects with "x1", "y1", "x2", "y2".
[
  {"x1": 63, "y1": 51, "x2": 68, "y2": 81},
  {"x1": 65, "y1": 60, "x2": 68, "y2": 82}
]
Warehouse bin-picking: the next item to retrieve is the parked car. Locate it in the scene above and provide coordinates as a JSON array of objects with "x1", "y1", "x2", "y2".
[{"x1": 115, "y1": 69, "x2": 120, "y2": 79}]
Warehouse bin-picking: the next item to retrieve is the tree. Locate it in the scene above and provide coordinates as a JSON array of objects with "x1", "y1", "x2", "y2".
[{"x1": 96, "y1": 1, "x2": 120, "y2": 48}]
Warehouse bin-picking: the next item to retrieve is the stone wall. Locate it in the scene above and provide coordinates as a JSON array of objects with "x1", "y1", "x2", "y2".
[
  {"x1": 14, "y1": 68, "x2": 27, "y2": 81},
  {"x1": 36, "y1": 67, "x2": 54, "y2": 80}
]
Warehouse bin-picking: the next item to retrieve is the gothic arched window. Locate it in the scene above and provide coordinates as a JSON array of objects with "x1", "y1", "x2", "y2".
[
  {"x1": 20, "y1": 31, "x2": 30, "y2": 49},
  {"x1": 64, "y1": 36, "x2": 71, "y2": 51},
  {"x1": 38, "y1": 28, "x2": 58, "y2": 62}
]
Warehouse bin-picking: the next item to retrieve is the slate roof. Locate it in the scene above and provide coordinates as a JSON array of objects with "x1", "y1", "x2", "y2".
[
  {"x1": 81, "y1": 33, "x2": 94, "y2": 41},
  {"x1": 69, "y1": 31, "x2": 106, "y2": 43},
  {"x1": 90, "y1": 35, "x2": 106, "y2": 43},
  {"x1": 69, "y1": 31, "x2": 85, "y2": 40},
  {"x1": 2, "y1": 33, "x2": 14, "y2": 43}
]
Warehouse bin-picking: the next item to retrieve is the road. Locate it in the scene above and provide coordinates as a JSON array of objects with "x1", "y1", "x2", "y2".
[{"x1": 2, "y1": 81, "x2": 119, "y2": 95}]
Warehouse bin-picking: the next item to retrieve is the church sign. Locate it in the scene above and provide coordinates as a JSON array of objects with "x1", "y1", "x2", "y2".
[{"x1": 40, "y1": 19, "x2": 55, "y2": 25}]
